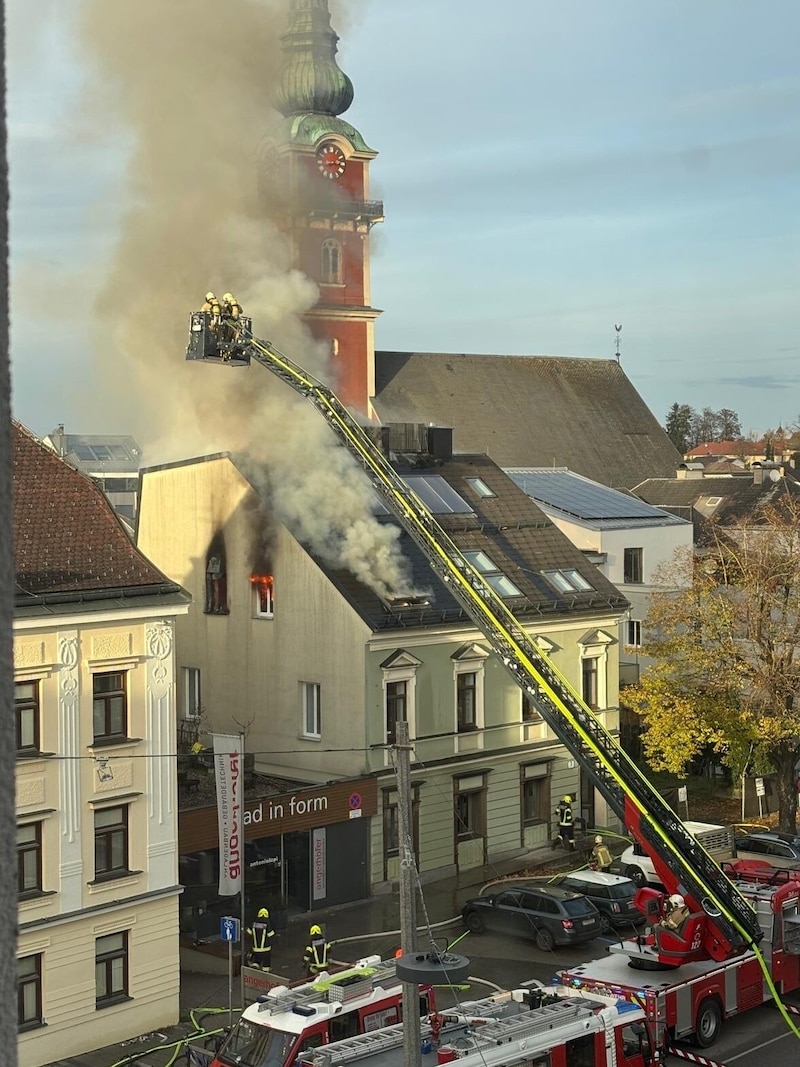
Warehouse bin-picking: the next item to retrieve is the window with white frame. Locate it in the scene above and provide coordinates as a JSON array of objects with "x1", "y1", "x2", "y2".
[
  {"x1": 251, "y1": 574, "x2": 274, "y2": 618},
  {"x1": 627, "y1": 620, "x2": 642, "y2": 648},
  {"x1": 452, "y1": 644, "x2": 488, "y2": 734},
  {"x1": 454, "y1": 775, "x2": 487, "y2": 841},
  {"x1": 183, "y1": 667, "x2": 201, "y2": 718},
  {"x1": 301, "y1": 682, "x2": 321, "y2": 739},
  {"x1": 578, "y1": 629, "x2": 613, "y2": 711},
  {"x1": 381, "y1": 650, "x2": 421, "y2": 744},
  {"x1": 462, "y1": 550, "x2": 523, "y2": 598},
  {"x1": 520, "y1": 763, "x2": 550, "y2": 829}
]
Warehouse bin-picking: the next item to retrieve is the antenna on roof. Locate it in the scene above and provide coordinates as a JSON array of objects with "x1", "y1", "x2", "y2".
[{"x1": 614, "y1": 324, "x2": 622, "y2": 363}]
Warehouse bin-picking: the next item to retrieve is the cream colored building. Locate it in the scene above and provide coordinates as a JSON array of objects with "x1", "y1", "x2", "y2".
[
  {"x1": 138, "y1": 438, "x2": 628, "y2": 915},
  {"x1": 13, "y1": 422, "x2": 190, "y2": 1067}
]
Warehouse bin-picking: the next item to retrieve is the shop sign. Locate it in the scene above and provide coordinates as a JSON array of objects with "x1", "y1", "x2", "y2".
[{"x1": 312, "y1": 828, "x2": 326, "y2": 901}]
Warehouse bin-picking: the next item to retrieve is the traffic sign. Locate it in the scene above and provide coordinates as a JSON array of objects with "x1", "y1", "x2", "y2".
[{"x1": 221, "y1": 916, "x2": 240, "y2": 943}]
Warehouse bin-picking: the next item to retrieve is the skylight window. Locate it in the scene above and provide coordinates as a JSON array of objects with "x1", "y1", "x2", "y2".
[
  {"x1": 465, "y1": 477, "x2": 495, "y2": 498},
  {"x1": 542, "y1": 569, "x2": 594, "y2": 594},
  {"x1": 462, "y1": 550, "x2": 523, "y2": 598}
]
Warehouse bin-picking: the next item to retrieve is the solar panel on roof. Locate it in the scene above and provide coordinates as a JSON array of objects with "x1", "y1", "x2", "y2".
[
  {"x1": 507, "y1": 469, "x2": 665, "y2": 521},
  {"x1": 405, "y1": 475, "x2": 473, "y2": 514}
]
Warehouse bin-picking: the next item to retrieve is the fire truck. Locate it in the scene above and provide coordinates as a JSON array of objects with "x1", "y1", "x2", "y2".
[
  {"x1": 204, "y1": 956, "x2": 434, "y2": 1067},
  {"x1": 559, "y1": 863, "x2": 800, "y2": 1047},
  {"x1": 186, "y1": 308, "x2": 800, "y2": 1055},
  {"x1": 295, "y1": 984, "x2": 655, "y2": 1067}
]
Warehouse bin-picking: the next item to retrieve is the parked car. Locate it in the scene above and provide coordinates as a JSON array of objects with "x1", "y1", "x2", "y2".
[
  {"x1": 734, "y1": 831, "x2": 800, "y2": 869},
  {"x1": 461, "y1": 884, "x2": 601, "y2": 951},
  {"x1": 551, "y1": 870, "x2": 645, "y2": 934},
  {"x1": 618, "y1": 821, "x2": 734, "y2": 888}
]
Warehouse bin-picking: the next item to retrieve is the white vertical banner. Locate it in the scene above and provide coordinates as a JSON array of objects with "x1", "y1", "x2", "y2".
[
  {"x1": 214, "y1": 733, "x2": 243, "y2": 896},
  {"x1": 312, "y1": 827, "x2": 327, "y2": 901}
]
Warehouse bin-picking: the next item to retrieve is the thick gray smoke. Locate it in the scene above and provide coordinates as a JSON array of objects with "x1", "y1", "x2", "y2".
[{"x1": 73, "y1": 0, "x2": 411, "y2": 597}]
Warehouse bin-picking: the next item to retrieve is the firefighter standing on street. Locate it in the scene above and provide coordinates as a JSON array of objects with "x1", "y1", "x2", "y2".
[
  {"x1": 556, "y1": 795, "x2": 575, "y2": 850},
  {"x1": 303, "y1": 924, "x2": 332, "y2": 978},
  {"x1": 246, "y1": 908, "x2": 276, "y2": 971},
  {"x1": 591, "y1": 835, "x2": 612, "y2": 871}
]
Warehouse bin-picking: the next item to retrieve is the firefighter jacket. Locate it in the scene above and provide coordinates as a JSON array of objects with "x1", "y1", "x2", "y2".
[
  {"x1": 247, "y1": 919, "x2": 275, "y2": 954},
  {"x1": 557, "y1": 802, "x2": 574, "y2": 829},
  {"x1": 592, "y1": 843, "x2": 613, "y2": 870},
  {"x1": 303, "y1": 934, "x2": 331, "y2": 974}
]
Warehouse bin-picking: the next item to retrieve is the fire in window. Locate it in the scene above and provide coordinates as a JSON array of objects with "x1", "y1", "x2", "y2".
[{"x1": 251, "y1": 574, "x2": 274, "y2": 618}]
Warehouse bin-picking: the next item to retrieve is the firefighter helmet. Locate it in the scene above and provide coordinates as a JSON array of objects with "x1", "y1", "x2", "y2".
[
  {"x1": 562, "y1": 795, "x2": 571, "y2": 804},
  {"x1": 257, "y1": 908, "x2": 270, "y2": 918},
  {"x1": 205, "y1": 292, "x2": 215, "y2": 302},
  {"x1": 668, "y1": 894, "x2": 685, "y2": 908},
  {"x1": 310, "y1": 924, "x2": 323, "y2": 936},
  {"x1": 223, "y1": 292, "x2": 234, "y2": 303},
  {"x1": 595, "y1": 835, "x2": 603, "y2": 845}
]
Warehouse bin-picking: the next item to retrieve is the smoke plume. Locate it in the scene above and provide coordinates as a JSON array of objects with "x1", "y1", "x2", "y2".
[{"x1": 72, "y1": 0, "x2": 411, "y2": 597}]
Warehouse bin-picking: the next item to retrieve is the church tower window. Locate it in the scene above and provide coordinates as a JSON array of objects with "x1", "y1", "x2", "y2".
[{"x1": 321, "y1": 239, "x2": 342, "y2": 284}]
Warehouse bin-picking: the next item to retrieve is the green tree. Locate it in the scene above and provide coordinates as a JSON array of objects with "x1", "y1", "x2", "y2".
[
  {"x1": 665, "y1": 403, "x2": 694, "y2": 453},
  {"x1": 716, "y1": 408, "x2": 742, "y2": 441},
  {"x1": 626, "y1": 497, "x2": 800, "y2": 832}
]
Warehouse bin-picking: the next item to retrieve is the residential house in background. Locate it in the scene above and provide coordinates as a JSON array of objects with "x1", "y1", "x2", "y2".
[
  {"x1": 136, "y1": 428, "x2": 629, "y2": 935},
  {"x1": 13, "y1": 422, "x2": 189, "y2": 1067},
  {"x1": 505, "y1": 468, "x2": 693, "y2": 689},
  {"x1": 42, "y1": 426, "x2": 143, "y2": 523},
  {"x1": 634, "y1": 465, "x2": 800, "y2": 536}
]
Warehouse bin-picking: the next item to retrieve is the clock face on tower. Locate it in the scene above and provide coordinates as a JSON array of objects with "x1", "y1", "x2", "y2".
[{"x1": 316, "y1": 141, "x2": 346, "y2": 180}]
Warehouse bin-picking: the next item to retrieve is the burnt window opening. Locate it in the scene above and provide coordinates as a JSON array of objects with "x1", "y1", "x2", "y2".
[
  {"x1": 251, "y1": 574, "x2": 274, "y2": 618},
  {"x1": 205, "y1": 539, "x2": 229, "y2": 615}
]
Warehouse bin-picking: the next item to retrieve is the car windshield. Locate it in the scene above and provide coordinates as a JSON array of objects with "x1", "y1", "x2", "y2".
[
  {"x1": 607, "y1": 882, "x2": 636, "y2": 901},
  {"x1": 217, "y1": 1020, "x2": 294, "y2": 1067},
  {"x1": 562, "y1": 898, "x2": 595, "y2": 917}
]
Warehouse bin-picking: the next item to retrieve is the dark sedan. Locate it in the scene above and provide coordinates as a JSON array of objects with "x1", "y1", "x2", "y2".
[
  {"x1": 461, "y1": 883, "x2": 601, "y2": 951},
  {"x1": 735, "y1": 831, "x2": 800, "y2": 869}
]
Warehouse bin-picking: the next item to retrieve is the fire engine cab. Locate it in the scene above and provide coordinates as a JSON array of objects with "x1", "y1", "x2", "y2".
[
  {"x1": 296, "y1": 985, "x2": 653, "y2": 1067},
  {"x1": 206, "y1": 957, "x2": 434, "y2": 1067}
]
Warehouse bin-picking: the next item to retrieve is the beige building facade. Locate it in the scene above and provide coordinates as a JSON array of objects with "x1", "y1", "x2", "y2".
[{"x1": 138, "y1": 449, "x2": 627, "y2": 913}]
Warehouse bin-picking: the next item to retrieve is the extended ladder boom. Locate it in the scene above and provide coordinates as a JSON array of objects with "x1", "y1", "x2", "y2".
[{"x1": 188, "y1": 314, "x2": 761, "y2": 958}]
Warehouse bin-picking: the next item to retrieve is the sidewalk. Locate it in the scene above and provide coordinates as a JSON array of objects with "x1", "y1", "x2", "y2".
[{"x1": 43, "y1": 844, "x2": 584, "y2": 1067}]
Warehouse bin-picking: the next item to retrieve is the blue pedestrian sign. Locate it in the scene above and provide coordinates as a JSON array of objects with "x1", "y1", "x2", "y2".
[{"x1": 220, "y1": 916, "x2": 240, "y2": 943}]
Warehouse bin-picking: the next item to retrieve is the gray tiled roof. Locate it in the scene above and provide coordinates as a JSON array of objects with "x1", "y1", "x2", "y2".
[
  {"x1": 373, "y1": 352, "x2": 681, "y2": 489},
  {"x1": 634, "y1": 475, "x2": 800, "y2": 526},
  {"x1": 300, "y1": 454, "x2": 629, "y2": 632}
]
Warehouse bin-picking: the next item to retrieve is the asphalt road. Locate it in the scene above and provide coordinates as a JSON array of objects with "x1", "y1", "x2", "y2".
[{"x1": 343, "y1": 925, "x2": 800, "y2": 1066}]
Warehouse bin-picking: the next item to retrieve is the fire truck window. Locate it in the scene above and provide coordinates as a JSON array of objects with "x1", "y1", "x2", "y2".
[
  {"x1": 296, "y1": 1030, "x2": 325, "y2": 1054},
  {"x1": 620, "y1": 1022, "x2": 651, "y2": 1065},
  {"x1": 330, "y1": 1013, "x2": 359, "y2": 1042},
  {"x1": 564, "y1": 1032, "x2": 595, "y2": 1066}
]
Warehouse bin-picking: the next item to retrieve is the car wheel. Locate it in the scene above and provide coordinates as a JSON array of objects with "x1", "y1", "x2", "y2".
[
  {"x1": 625, "y1": 864, "x2": 646, "y2": 888},
  {"x1": 534, "y1": 927, "x2": 555, "y2": 952},
  {"x1": 598, "y1": 913, "x2": 612, "y2": 935},
  {"x1": 693, "y1": 997, "x2": 722, "y2": 1048},
  {"x1": 464, "y1": 911, "x2": 485, "y2": 935}
]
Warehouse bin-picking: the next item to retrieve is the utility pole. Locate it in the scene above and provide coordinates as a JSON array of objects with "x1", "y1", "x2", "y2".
[{"x1": 395, "y1": 720, "x2": 421, "y2": 1067}]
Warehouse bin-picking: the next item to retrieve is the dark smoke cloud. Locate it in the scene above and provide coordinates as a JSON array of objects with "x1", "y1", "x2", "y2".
[{"x1": 72, "y1": 0, "x2": 411, "y2": 597}]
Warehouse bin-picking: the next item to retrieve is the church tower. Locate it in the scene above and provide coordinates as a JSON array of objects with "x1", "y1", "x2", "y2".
[{"x1": 264, "y1": 0, "x2": 383, "y2": 416}]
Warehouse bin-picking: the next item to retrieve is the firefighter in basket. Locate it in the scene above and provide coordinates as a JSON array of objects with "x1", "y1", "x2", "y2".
[{"x1": 202, "y1": 291, "x2": 221, "y2": 331}]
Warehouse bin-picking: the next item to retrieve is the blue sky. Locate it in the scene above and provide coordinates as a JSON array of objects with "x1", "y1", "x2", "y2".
[{"x1": 8, "y1": 0, "x2": 800, "y2": 439}]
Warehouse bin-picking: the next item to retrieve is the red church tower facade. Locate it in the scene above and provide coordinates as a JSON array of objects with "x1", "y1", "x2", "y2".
[{"x1": 264, "y1": 0, "x2": 383, "y2": 416}]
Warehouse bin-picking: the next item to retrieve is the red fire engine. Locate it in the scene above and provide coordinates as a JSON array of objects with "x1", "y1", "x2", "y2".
[
  {"x1": 295, "y1": 984, "x2": 655, "y2": 1067},
  {"x1": 204, "y1": 957, "x2": 434, "y2": 1067}
]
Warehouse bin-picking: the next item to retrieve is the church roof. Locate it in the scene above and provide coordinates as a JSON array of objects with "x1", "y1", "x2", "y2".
[
  {"x1": 373, "y1": 351, "x2": 681, "y2": 490},
  {"x1": 12, "y1": 421, "x2": 184, "y2": 606},
  {"x1": 276, "y1": 0, "x2": 354, "y2": 120}
]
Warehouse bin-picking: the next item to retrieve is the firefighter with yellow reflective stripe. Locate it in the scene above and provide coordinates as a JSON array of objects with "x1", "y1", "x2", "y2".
[
  {"x1": 303, "y1": 924, "x2": 332, "y2": 978},
  {"x1": 556, "y1": 795, "x2": 576, "y2": 850},
  {"x1": 592, "y1": 835, "x2": 613, "y2": 871},
  {"x1": 246, "y1": 908, "x2": 275, "y2": 970}
]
